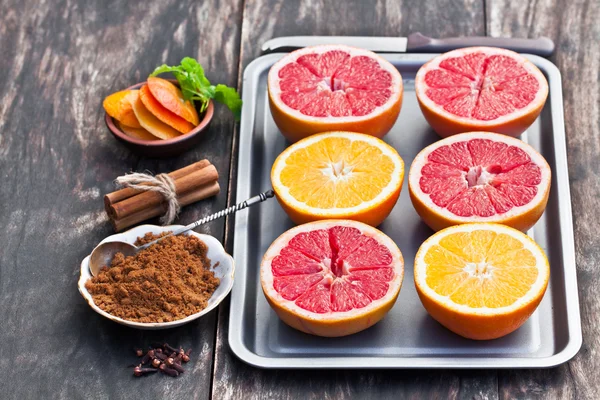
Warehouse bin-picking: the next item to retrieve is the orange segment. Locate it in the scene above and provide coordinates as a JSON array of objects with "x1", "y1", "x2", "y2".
[
  {"x1": 139, "y1": 85, "x2": 195, "y2": 134},
  {"x1": 271, "y1": 131, "x2": 404, "y2": 227},
  {"x1": 414, "y1": 223, "x2": 549, "y2": 340},
  {"x1": 103, "y1": 90, "x2": 142, "y2": 128},
  {"x1": 129, "y1": 92, "x2": 181, "y2": 140},
  {"x1": 147, "y1": 77, "x2": 199, "y2": 125}
]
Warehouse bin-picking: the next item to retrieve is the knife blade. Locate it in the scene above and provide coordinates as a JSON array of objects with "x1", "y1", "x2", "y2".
[{"x1": 261, "y1": 32, "x2": 555, "y2": 57}]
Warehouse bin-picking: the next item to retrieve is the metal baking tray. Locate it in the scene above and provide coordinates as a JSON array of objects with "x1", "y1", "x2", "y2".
[{"x1": 229, "y1": 52, "x2": 582, "y2": 368}]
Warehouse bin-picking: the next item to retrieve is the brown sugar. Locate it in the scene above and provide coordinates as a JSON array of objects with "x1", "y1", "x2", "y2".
[{"x1": 85, "y1": 232, "x2": 220, "y2": 323}]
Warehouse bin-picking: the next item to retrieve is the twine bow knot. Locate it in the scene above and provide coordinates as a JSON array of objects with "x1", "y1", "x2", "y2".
[{"x1": 115, "y1": 172, "x2": 180, "y2": 225}]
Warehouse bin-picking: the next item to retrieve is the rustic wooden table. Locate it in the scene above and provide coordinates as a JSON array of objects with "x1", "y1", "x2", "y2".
[{"x1": 1, "y1": 0, "x2": 598, "y2": 398}]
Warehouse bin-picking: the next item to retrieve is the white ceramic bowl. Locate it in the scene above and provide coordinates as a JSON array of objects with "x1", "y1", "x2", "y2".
[{"x1": 78, "y1": 224, "x2": 234, "y2": 330}]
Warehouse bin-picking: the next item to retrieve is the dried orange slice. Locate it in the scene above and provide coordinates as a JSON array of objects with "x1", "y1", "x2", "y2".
[
  {"x1": 129, "y1": 92, "x2": 180, "y2": 140},
  {"x1": 139, "y1": 85, "x2": 195, "y2": 134},
  {"x1": 271, "y1": 131, "x2": 404, "y2": 227},
  {"x1": 103, "y1": 90, "x2": 142, "y2": 128},
  {"x1": 147, "y1": 77, "x2": 199, "y2": 125},
  {"x1": 117, "y1": 122, "x2": 159, "y2": 141},
  {"x1": 414, "y1": 223, "x2": 550, "y2": 340}
]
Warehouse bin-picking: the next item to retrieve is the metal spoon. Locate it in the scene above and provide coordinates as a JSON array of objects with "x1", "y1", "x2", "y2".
[{"x1": 89, "y1": 190, "x2": 275, "y2": 276}]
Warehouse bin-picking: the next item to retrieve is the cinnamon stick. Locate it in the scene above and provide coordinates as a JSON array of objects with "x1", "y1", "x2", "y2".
[
  {"x1": 103, "y1": 159, "x2": 211, "y2": 212},
  {"x1": 109, "y1": 164, "x2": 219, "y2": 220},
  {"x1": 110, "y1": 181, "x2": 221, "y2": 232}
]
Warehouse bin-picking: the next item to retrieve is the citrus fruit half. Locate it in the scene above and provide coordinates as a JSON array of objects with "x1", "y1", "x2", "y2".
[
  {"x1": 415, "y1": 47, "x2": 548, "y2": 138},
  {"x1": 408, "y1": 132, "x2": 551, "y2": 232},
  {"x1": 268, "y1": 45, "x2": 403, "y2": 142},
  {"x1": 271, "y1": 131, "x2": 404, "y2": 227},
  {"x1": 414, "y1": 223, "x2": 550, "y2": 340},
  {"x1": 261, "y1": 219, "x2": 404, "y2": 337}
]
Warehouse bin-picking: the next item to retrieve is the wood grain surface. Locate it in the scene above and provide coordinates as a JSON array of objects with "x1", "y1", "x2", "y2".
[
  {"x1": 488, "y1": 0, "x2": 600, "y2": 399},
  {"x1": 0, "y1": 0, "x2": 242, "y2": 399},
  {"x1": 1, "y1": 0, "x2": 597, "y2": 398}
]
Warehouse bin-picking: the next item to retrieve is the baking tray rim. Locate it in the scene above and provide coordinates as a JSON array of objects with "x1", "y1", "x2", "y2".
[{"x1": 228, "y1": 52, "x2": 582, "y2": 369}]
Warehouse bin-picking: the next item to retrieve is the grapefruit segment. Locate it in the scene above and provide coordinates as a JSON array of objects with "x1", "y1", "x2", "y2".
[
  {"x1": 261, "y1": 220, "x2": 404, "y2": 337},
  {"x1": 268, "y1": 45, "x2": 403, "y2": 142},
  {"x1": 414, "y1": 223, "x2": 550, "y2": 340},
  {"x1": 415, "y1": 47, "x2": 548, "y2": 137},
  {"x1": 117, "y1": 122, "x2": 159, "y2": 141},
  {"x1": 409, "y1": 132, "x2": 551, "y2": 232}
]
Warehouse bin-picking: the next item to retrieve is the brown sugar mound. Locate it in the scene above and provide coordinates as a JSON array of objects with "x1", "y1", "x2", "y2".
[{"x1": 85, "y1": 232, "x2": 220, "y2": 323}]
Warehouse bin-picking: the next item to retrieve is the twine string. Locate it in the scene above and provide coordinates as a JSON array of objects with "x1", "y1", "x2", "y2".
[{"x1": 115, "y1": 172, "x2": 180, "y2": 225}]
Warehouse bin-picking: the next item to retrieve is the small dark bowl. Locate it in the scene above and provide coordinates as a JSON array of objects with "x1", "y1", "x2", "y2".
[{"x1": 105, "y1": 80, "x2": 213, "y2": 158}]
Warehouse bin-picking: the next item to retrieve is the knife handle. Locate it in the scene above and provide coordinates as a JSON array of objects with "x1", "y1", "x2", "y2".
[{"x1": 407, "y1": 32, "x2": 555, "y2": 57}]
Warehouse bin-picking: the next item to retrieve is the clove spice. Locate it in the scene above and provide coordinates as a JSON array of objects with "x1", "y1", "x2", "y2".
[
  {"x1": 133, "y1": 366, "x2": 158, "y2": 377},
  {"x1": 131, "y1": 343, "x2": 191, "y2": 378}
]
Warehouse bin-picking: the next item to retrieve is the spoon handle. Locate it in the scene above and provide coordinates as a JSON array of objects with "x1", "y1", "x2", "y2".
[{"x1": 139, "y1": 190, "x2": 275, "y2": 249}]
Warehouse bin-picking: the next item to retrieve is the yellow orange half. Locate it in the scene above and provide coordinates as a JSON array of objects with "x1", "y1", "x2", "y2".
[
  {"x1": 414, "y1": 223, "x2": 550, "y2": 340},
  {"x1": 271, "y1": 131, "x2": 404, "y2": 227}
]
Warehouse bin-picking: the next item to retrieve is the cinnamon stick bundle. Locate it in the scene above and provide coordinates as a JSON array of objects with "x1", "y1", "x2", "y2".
[{"x1": 104, "y1": 159, "x2": 220, "y2": 232}]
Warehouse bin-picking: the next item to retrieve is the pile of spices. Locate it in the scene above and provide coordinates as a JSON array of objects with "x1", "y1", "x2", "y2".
[
  {"x1": 133, "y1": 343, "x2": 192, "y2": 378},
  {"x1": 85, "y1": 232, "x2": 220, "y2": 323}
]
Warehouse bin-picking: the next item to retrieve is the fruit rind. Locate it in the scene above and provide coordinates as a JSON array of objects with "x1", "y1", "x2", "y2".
[
  {"x1": 268, "y1": 45, "x2": 404, "y2": 142},
  {"x1": 414, "y1": 223, "x2": 550, "y2": 340},
  {"x1": 271, "y1": 131, "x2": 405, "y2": 227},
  {"x1": 415, "y1": 47, "x2": 549, "y2": 138},
  {"x1": 408, "y1": 131, "x2": 551, "y2": 232},
  {"x1": 261, "y1": 220, "x2": 404, "y2": 337}
]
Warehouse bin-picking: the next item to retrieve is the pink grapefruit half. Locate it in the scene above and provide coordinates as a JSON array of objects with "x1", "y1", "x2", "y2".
[
  {"x1": 415, "y1": 47, "x2": 548, "y2": 138},
  {"x1": 261, "y1": 220, "x2": 404, "y2": 337},
  {"x1": 408, "y1": 132, "x2": 551, "y2": 232},
  {"x1": 268, "y1": 45, "x2": 403, "y2": 142}
]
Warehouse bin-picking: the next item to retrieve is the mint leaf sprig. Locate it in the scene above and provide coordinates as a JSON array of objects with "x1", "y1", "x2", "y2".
[{"x1": 150, "y1": 57, "x2": 242, "y2": 121}]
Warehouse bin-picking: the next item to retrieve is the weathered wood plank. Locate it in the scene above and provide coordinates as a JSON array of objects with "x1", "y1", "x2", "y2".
[
  {"x1": 0, "y1": 0, "x2": 242, "y2": 398},
  {"x1": 215, "y1": 1, "x2": 496, "y2": 399},
  {"x1": 487, "y1": 0, "x2": 599, "y2": 399}
]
